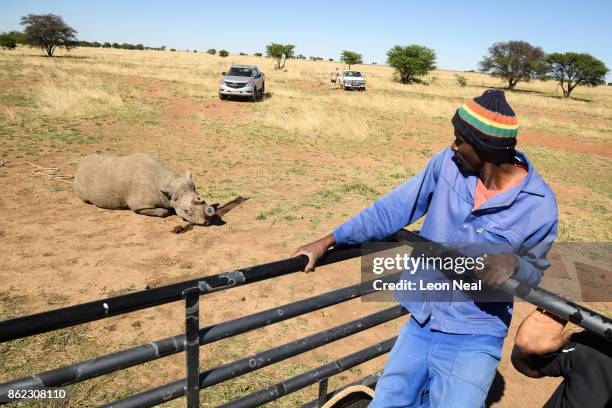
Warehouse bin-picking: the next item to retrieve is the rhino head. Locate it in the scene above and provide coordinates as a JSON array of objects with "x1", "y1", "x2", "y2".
[{"x1": 162, "y1": 170, "x2": 216, "y2": 225}]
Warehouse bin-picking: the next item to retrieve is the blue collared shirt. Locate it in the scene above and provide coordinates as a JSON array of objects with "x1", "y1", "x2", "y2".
[{"x1": 332, "y1": 148, "x2": 558, "y2": 337}]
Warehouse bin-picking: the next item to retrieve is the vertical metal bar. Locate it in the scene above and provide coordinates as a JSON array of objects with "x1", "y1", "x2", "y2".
[
  {"x1": 183, "y1": 287, "x2": 200, "y2": 408},
  {"x1": 317, "y1": 378, "x2": 328, "y2": 407}
]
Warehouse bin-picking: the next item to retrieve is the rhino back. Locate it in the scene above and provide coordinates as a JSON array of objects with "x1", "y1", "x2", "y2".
[{"x1": 74, "y1": 154, "x2": 178, "y2": 210}]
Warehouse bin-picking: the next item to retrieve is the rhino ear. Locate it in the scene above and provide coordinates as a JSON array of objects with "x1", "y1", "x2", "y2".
[{"x1": 185, "y1": 170, "x2": 193, "y2": 184}]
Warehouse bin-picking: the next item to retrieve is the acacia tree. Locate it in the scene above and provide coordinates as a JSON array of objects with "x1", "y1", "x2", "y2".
[
  {"x1": 206, "y1": 48, "x2": 216, "y2": 55},
  {"x1": 478, "y1": 41, "x2": 545, "y2": 90},
  {"x1": 20, "y1": 14, "x2": 77, "y2": 57},
  {"x1": 544, "y1": 52, "x2": 608, "y2": 98},
  {"x1": 340, "y1": 50, "x2": 363, "y2": 69},
  {"x1": 386, "y1": 45, "x2": 436, "y2": 84},
  {"x1": 266, "y1": 43, "x2": 295, "y2": 70},
  {"x1": 218, "y1": 49, "x2": 229, "y2": 57}
]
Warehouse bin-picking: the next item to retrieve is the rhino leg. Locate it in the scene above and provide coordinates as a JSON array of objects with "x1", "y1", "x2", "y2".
[{"x1": 135, "y1": 207, "x2": 172, "y2": 218}]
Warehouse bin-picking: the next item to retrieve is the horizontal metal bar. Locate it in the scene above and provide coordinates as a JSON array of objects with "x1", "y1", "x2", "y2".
[
  {"x1": 0, "y1": 245, "x2": 365, "y2": 343},
  {"x1": 0, "y1": 272, "x2": 400, "y2": 396},
  {"x1": 218, "y1": 338, "x2": 396, "y2": 408},
  {"x1": 393, "y1": 230, "x2": 612, "y2": 341},
  {"x1": 102, "y1": 307, "x2": 406, "y2": 408}
]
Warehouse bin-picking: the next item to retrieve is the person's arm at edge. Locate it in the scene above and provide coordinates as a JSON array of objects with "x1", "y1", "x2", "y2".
[{"x1": 511, "y1": 307, "x2": 572, "y2": 378}]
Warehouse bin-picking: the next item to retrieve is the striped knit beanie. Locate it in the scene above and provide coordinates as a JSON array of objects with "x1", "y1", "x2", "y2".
[{"x1": 452, "y1": 89, "x2": 518, "y2": 152}]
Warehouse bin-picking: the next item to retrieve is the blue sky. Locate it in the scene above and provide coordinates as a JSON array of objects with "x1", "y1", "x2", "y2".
[{"x1": 2, "y1": 1, "x2": 611, "y2": 80}]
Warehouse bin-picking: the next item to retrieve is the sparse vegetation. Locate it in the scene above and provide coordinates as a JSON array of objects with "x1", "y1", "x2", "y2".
[
  {"x1": 455, "y1": 74, "x2": 467, "y2": 87},
  {"x1": 207, "y1": 48, "x2": 217, "y2": 55},
  {"x1": 218, "y1": 49, "x2": 229, "y2": 57}
]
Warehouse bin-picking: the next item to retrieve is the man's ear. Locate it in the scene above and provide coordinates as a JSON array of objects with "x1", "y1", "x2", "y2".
[{"x1": 186, "y1": 170, "x2": 193, "y2": 184}]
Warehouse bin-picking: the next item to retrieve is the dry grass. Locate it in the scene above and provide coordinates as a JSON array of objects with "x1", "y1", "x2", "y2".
[
  {"x1": 0, "y1": 45, "x2": 610, "y2": 407},
  {"x1": 37, "y1": 71, "x2": 125, "y2": 117}
]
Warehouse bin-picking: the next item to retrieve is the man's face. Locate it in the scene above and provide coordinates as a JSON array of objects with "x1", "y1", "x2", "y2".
[{"x1": 451, "y1": 132, "x2": 482, "y2": 173}]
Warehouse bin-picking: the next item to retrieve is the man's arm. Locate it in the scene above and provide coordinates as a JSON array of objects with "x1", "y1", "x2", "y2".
[
  {"x1": 511, "y1": 307, "x2": 573, "y2": 378},
  {"x1": 512, "y1": 219, "x2": 558, "y2": 286},
  {"x1": 293, "y1": 149, "x2": 448, "y2": 272},
  {"x1": 475, "y1": 218, "x2": 558, "y2": 288},
  {"x1": 331, "y1": 149, "x2": 446, "y2": 244}
]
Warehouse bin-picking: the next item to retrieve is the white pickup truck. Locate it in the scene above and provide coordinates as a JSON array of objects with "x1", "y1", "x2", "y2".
[{"x1": 339, "y1": 70, "x2": 366, "y2": 91}]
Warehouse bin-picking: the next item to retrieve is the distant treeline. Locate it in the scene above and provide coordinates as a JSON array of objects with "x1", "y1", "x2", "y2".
[
  {"x1": 1, "y1": 30, "x2": 166, "y2": 51},
  {"x1": 75, "y1": 40, "x2": 166, "y2": 51}
]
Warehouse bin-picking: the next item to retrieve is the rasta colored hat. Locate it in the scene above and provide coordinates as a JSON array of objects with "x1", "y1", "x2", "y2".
[{"x1": 452, "y1": 89, "x2": 518, "y2": 152}]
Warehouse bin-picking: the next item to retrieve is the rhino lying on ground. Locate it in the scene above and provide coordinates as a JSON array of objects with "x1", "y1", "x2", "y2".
[{"x1": 74, "y1": 153, "x2": 216, "y2": 225}]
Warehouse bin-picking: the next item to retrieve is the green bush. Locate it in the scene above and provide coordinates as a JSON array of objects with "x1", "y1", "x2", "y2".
[
  {"x1": 207, "y1": 48, "x2": 216, "y2": 55},
  {"x1": 455, "y1": 74, "x2": 468, "y2": 87},
  {"x1": 0, "y1": 34, "x2": 17, "y2": 50},
  {"x1": 219, "y1": 49, "x2": 229, "y2": 57}
]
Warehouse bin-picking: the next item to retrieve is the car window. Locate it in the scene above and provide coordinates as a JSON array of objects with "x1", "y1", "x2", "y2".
[
  {"x1": 227, "y1": 67, "x2": 254, "y2": 77},
  {"x1": 346, "y1": 71, "x2": 362, "y2": 77}
]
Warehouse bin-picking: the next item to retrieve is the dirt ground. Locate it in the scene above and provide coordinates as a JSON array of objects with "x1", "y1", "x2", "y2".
[
  {"x1": 0, "y1": 157, "x2": 565, "y2": 408},
  {"x1": 1, "y1": 48, "x2": 610, "y2": 407},
  {"x1": 1, "y1": 98, "x2": 573, "y2": 408}
]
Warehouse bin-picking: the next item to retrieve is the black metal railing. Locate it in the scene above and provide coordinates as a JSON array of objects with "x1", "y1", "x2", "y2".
[{"x1": 0, "y1": 230, "x2": 610, "y2": 408}]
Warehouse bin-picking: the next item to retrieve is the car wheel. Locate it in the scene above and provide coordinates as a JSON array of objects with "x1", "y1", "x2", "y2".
[
  {"x1": 219, "y1": 92, "x2": 227, "y2": 100},
  {"x1": 260, "y1": 82, "x2": 265, "y2": 100},
  {"x1": 251, "y1": 86, "x2": 258, "y2": 102}
]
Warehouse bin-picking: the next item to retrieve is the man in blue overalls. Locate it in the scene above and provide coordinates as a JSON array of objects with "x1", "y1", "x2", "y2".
[{"x1": 293, "y1": 90, "x2": 558, "y2": 407}]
